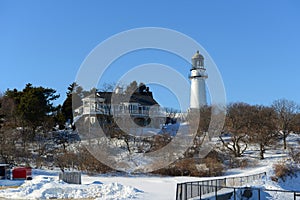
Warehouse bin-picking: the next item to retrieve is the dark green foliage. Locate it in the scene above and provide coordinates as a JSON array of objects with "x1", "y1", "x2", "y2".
[
  {"x1": 5, "y1": 83, "x2": 59, "y2": 135},
  {"x1": 61, "y1": 82, "x2": 84, "y2": 124},
  {"x1": 138, "y1": 82, "x2": 147, "y2": 93},
  {"x1": 53, "y1": 105, "x2": 66, "y2": 129},
  {"x1": 62, "y1": 83, "x2": 77, "y2": 124},
  {"x1": 0, "y1": 94, "x2": 18, "y2": 163}
]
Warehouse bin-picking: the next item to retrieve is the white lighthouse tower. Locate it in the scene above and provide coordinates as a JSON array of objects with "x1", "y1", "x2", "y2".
[{"x1": 189, "y1": 50, "x2": 208, "y2": 109}]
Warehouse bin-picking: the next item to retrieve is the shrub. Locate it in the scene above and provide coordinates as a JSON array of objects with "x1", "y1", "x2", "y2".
[
  {"x1": 54, "y1": 146, "x2": 113, "y2": 174},
  {"x1": 203, "y1": 157, "x2": 224, "y2": 176},
  {"x1": 152, "y1": 155, "x2": 224, "y2": 177},
  {"x1": 272, "y1": 162, "x2": 294, "y2": 181},
  {"x1": 239, "y1": 159, "x2": 249, "y2": 169},
  {"x1": 152, "y1": 158, "x2": 200, "y2": 176},
  {"x1": 289, "y1": 148, "x2": 300, "y2": 163}
]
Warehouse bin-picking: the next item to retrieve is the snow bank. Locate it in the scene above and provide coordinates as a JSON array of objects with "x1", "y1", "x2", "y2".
[
  {"x1": 0, "y1": 175, "x2": 142, "y2": 200},
  {"x1": 0, "y1": 180, "x2": 24, "y2": 187}
]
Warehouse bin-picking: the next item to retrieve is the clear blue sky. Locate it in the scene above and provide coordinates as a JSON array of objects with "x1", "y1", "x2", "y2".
[{"x1": 1, "y1": 1, "x2": 300, "y2": 110}]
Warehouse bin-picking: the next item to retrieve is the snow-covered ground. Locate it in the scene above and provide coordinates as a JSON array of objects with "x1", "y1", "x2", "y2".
[
  {"x1": 0, "y1": 134, "x2": 299, "y2": 200},
  {"x1": 0, "y1": 169, "x2": 203, "y2": 200},
  {"x1": 1, "y1": 166, "x2": 299, "y2": 200},
  {"x1": 0, "y1": 171, "x2": 142, "y2": 200}
]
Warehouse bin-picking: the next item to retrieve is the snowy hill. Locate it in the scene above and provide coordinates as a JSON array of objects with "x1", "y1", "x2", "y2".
[{"x1": 0, "y1": 134, "x2": 300, "y2": 199}]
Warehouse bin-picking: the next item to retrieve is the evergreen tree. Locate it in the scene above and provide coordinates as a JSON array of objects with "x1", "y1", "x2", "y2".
[
  {"x1": 53, "y1": 104, "x2": 66, "y2": 129},
  {"x1": 6, "y1": 83, "x2": 59, "y2": 136},
  {"x1": 61, "y1": 82, "x2": 82, "y2": 124},
  {"x1": 0, "y1": 93, "x2": 22, "y2": 162}
]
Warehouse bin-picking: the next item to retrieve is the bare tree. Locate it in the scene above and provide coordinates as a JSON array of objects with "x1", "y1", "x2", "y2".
[
  {"x1": 164, "y1": 107, "x2": 179, "y2": 125},
  {"x1": 293, "y1": 113, "x2": 300, "y2": 134},
  {"x1": 100, "y1": 82, "x2": 116, "y2": 92},
  {"x1": 249, "y1": 105, "x2": 277, "y2": 159},
  {"x1": 125, "y1": 81, "x2": 138, "y2": 95},
  {"x1": 184, "y1": 105, "x2": 225, "y2": 158},
  {"x1": 198, "y1": 106, "x2": 211, "y2": 135},
  {"x1": 220, "y1": 103, "x2": 251, "y2": 157},
  {"x1": 272, "y1": 99, "x2": 299, "y2": 149}
]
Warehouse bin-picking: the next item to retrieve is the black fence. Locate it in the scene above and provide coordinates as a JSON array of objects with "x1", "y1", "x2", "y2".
[
  {"x1": 176, "y1": 184, "x2": 300, "y2": 200},
  {"x1": 225, "y1": 172, "x2": 266, "y2": 187},
  {"x1": 176, "y1": 172, "x2": 266, "y2": 200}
]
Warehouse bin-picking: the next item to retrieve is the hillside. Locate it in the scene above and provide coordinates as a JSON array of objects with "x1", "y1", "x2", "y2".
[{"x1": 0, "y1": 134, "x2": 299, "y2": 199}]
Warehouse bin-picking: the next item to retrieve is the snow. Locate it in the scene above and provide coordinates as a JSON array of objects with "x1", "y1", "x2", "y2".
[
  {"x1": 0, "y1": 170, "x2": 220, "y2": 200},
  {"x1": 0, "y1": 134, "x2": 299, "y2": 199},
  {"x1": 0, "y1": 174, "x2": 142, "y2": 200},
  {"x1": 0, "y1": 180, "x2": 24, "y2": 187},
  {"x1": 2, "y1": 168, "x2": 299, "y2": 200},
  {"x1": 159, "y1": 123, "x2": 180, "y2": 136}
]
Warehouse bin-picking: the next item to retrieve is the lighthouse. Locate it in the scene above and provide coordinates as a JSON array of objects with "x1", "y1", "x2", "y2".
[{"x1": 189, "y1": 50, "x2": 208, "y2": 109}]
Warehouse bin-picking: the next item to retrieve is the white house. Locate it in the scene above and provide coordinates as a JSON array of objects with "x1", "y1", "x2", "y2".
[{"x1": 74, "y1": 88, "x2": 165, "y2": 128}]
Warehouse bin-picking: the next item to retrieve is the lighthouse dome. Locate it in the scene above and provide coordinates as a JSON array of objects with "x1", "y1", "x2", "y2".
[
  {"x1": 192, "y1": 50, "x2": 204, "y2": 60},
  {"x1": 192, "y1": 50, "x2": 204, "y2": 68}
]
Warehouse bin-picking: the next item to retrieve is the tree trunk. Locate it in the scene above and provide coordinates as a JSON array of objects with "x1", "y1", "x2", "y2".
[
  {"x1": 283, "y1": 131, "x2": 287, "y2": 150},
  {"x1": 259, "y1": 143, "x2": 264, "y2": 159}
]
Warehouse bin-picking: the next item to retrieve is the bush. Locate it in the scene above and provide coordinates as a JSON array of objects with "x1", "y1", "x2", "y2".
[
  {"x1": 53, "y1": 146, "x2": 113, "y2": 174},
  {"x1": 77, "y1": 146, "x2": 113, "y2": 174},
  {"x1": 152, "y1": 158, "x2": 200, "y2": 176},
  {"x1": 152, "y1": 156, "x2": 224, "y2": 177},
  {"x1": 202, "y1": 157, "x2": 224, "y2": 176},
  {"x1": 226, "y1": 156, "x2": 259, "y2": 170},
  {"x1": 289, "y1": 148, "x2": 300, "y2": 163},
  {"x1": 272, "y1": 162, "x2": 295, "y2": 181}
]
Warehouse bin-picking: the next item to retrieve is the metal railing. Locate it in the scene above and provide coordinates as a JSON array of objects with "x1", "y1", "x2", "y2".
[
  {"x1": 225, "y1": 172, "x2": 266, "y2": 187},
  {"x1": 176, "y1": 172, "x2": 267, "y2": 200},
  {"x1": 176, "y1": 184, "x2": 300, "y2": 200}
]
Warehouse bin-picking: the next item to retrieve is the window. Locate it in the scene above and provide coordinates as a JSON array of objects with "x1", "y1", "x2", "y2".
[{"x1": 90, "y1": 117, "x2": 96, "y2": 124}]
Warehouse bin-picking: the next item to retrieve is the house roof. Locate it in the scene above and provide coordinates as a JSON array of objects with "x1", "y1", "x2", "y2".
[{"x1": 96, "y1": 91, "x2": 159, "y2": 106}]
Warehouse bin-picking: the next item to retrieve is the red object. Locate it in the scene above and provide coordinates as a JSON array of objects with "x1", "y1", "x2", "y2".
[{"x1": 12, "y1": 167, "x2": 32, "y2": 180}]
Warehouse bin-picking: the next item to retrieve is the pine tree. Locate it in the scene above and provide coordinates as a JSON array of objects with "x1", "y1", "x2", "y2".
[
  {"x1": 61, "y1": 82, "x2": 82, "y2": 124},
  {"x1": 5, "y1": 83, "x2": 59, "y2": 138}
]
